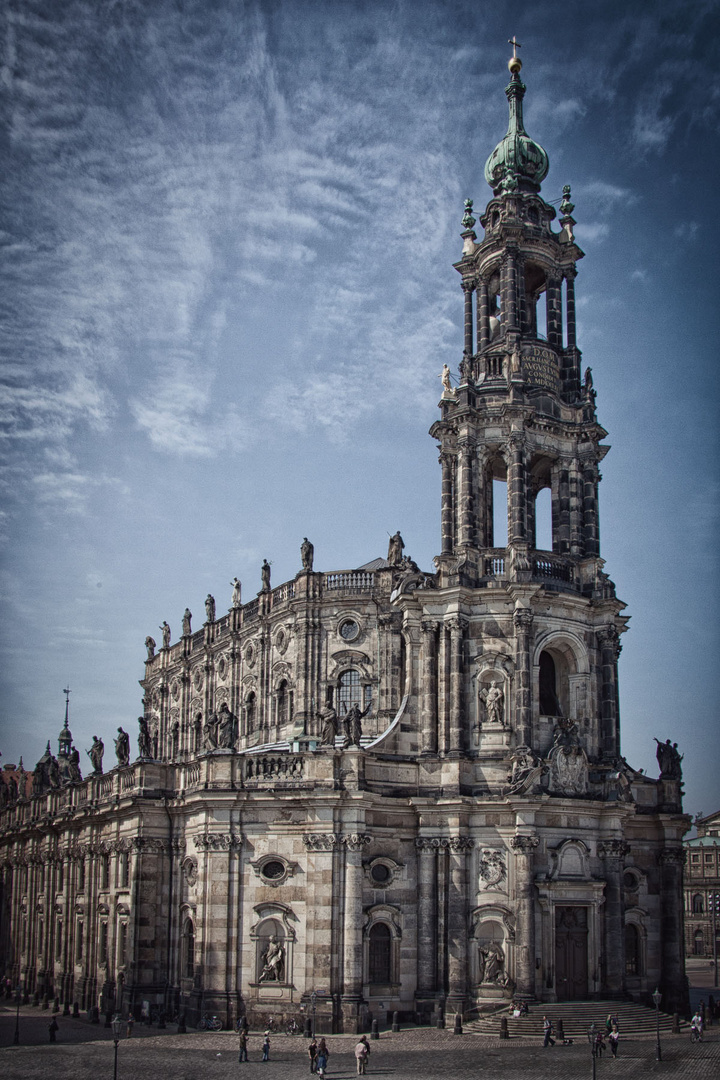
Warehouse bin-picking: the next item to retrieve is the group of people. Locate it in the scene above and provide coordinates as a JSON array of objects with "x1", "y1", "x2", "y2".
[
  {"x1": 690, "y1": 996, "x2": 717, "y2": 1041},
  {"x1": 307, "y1": 1035, "x2": 370, "y2": 1076},
  {"x1": 237, "y1": 1026, "x2": 271, "y2": 1062},
  {"x1": 543, "y1": 1013, "x2": 620, "y2": 1057}
]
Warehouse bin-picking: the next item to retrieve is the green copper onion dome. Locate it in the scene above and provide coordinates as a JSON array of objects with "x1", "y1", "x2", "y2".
[{"x1": 484, "y1": 57, "x2": 549, "y2": 195}]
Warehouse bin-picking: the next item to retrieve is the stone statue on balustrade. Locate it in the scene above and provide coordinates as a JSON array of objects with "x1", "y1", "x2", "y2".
[
  {"x1": 318, "y1": 705, "x2": 339, "y2": 747},
  {"x1": 387, "y1": 531, "x2": 405, "y2": 566},
  {"x1": 204, "y1": 712, "x2": 220, "y2": 751},
  {"x1": 114, "y1": 727, "x2": 130, "y2": 767},
  {"x1": 137, "y1": 717, "x2": 152, "y2": 759},
  {"x1": 261, "y1": 559, "x2": 272, "y2": 592},
  {"x1": 86, "y1": 735, "x2": 104, "y2": 775},
  {"x1": 655, "y1": 738, "x2": 683, "y2": 781},
  {"x1": 67, "y1": 747, "x2": 82, "y2": 782},
  {"x1": 342, "y1": 702, "x2": 370, "y2": 748},
  {"x1": 145, "y1": 635, "x2": 156, "y2": 660},
  {"x1": 301, "y1": 537, "x2": 314, "y2": 572},
  {"x1": 205, "y1": 594, "x2": 216, "y2": 623},
  {"x1": 480, "y1": 680, "x2": 505, "y2": 726},
  {"x1": 182, "y1": 608, "x2": 192, "y2": 637},
  {"x1": 505, "y1": 745, "x2": 545, "y2": 796},
  {"x1": 216, "y1": 703, "x2": 236, "y2": 749},
  {"x1": 230, "y1": 577, "x2": 242, "y2": 608},
  {"x1": 160, "y1": 621, "x2": 171, "y2": 649}
]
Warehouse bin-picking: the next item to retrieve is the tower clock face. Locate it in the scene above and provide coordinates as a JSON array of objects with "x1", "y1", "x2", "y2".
[{"x1": 339, "y1": 619, "x2": 359, "y2": 642}]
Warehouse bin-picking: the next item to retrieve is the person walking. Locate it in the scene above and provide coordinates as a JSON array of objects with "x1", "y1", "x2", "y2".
[
  {"x1": 126, "y1": 1014, "x2": 134, "y2": 1038},
  {"x1": 608, "y1": 1024, "x2": 620, "y2": 1058},
  {"x1": 238, "y1": 1030, "x2": 249, "y2": 1062},
  {"x1": 48, "y1": 1017, "x2": 59, "y2": 1043},
  {"x1": 262, "y1": 1031, "x2": 270, "y2": 1060},
  {"x1": 354, "y1": 1035, "x2": 370, "y2": 1074},
  {"x1": 316, "y1": 1037, "x2": 329, "y2": 1077},
  {"x1": 543, "y1": 1015, "x2": 555, "y2": 1047},
  {"x1": 308, "y1": 1036, "x2": 318, "y2": 1072}
]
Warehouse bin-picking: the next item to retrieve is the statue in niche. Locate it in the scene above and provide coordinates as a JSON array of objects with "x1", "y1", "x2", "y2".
[
  {"x1": 387, "y1": 531, "x2": 405, "y2": 566},
  {"x1": 505, "y1": 745, "x2": 545, "y2": 796},
  {"x1": 137, "y1": 717, "x2": 152, "y2": 758},
  {"x1": 145, "y1": 635, "x2": 156, "y2": 660},
  {"x1": 114, "y1": 727, "x2": 130, "y2": 767},
  {"x1": 480, "y1": 680, "x2": 505, "y2": 726},
  {"x1": 86, "y1": 735, "x2": 104, "y2": 775},
  {"x1": 259, "y1": 936, "x2": 285, "y2": 983},
  {"x1": 654, "y1": 738, "x2": 683, "y2": 780},
  {"x1": 318, "y1": 705, "x2": 339, "y2": 747},
  {"x1": 479, "y1": 941, "x2": 505, "y2": 984},
  {"x1": 204, "y1": 712, "x2": 220, "y2": 751},
  {"x1": 182, "y1": 608, "x2": 192, "y2": 636},
  {"x1": 216, "y1": 703, "x2": 236, "y2": 749},
  {"x1": 301, "y1": 537, "x2": 314, "y2": 571},
  {"x1": 160, "y1": 622, "x2": 171, "y2": 649},
  {"x1": 342, "y1": 702, "x2": 370, "y2": 747},
  {"x1": 230, "y1": 577, "x2": 242, "y2": 608},
  {"x1": 205, "y1": 594, "x2": 216, "y2": 623}
]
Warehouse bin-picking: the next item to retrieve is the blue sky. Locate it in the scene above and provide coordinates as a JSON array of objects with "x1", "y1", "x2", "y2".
[{"x1": 1, "y1": 0, "x2": 718, "y2": 818}]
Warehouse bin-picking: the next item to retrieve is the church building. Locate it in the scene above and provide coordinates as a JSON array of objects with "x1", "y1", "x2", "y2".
[{"x1": 0, "y1": 52, "x2": 689, "y2": 1031}]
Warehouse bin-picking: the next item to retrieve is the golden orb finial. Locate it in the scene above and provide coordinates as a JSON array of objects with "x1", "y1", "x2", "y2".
[{"x1": 507, "y1": 36, "x2": 522, "y2": 74}]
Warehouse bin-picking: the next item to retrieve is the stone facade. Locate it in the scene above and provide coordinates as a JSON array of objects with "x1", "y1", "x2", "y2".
[
  {"x1": 684, "y1": 810, "x2": 720, "y2": 960},
  {"x1": 0, "y1": 57, "x2": 690, "y2": 1030}
]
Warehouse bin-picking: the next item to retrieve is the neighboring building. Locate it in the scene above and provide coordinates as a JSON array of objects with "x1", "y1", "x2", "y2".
[
  {"x1": 684, "y1": 811, "x2": 720, "y2": 959},
  {"x1": 0, "y1": 53, "x2": 690, "y2": 1031}
]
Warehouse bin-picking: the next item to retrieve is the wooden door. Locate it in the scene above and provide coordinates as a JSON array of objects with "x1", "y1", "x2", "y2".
[{"x1": 555, "y1": 906, "x2": 588, "y2": 1000}]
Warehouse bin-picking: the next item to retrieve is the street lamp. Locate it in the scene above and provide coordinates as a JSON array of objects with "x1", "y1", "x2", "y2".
[
  {"x1": 310, "y1": 991, "x2": 317, "y2": 1039},
  {"x1": 652, "y1": 987, "x2": 662, "y2": 1062},
  {"x1": 587, "y1": 1022, "x2": 597, "y2": 1080},
  {"x1": 111, "y1": 1014, "x2": 125, "y2": 1080},
  {"x1": 13, "y1": 984, "x2": 22, "y2": 1046}
]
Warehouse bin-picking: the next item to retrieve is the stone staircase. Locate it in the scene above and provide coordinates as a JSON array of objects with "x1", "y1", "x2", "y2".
[{"x1": 465, "y1": 1000, "x2": 687, "y2": 1039}]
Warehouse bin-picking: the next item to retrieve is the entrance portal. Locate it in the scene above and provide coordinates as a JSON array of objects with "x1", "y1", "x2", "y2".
[{"x1": 555, "y1": 906, "x2": 588, "y2": 1000}]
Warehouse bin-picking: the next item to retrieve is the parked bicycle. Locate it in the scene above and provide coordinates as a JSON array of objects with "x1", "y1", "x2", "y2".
[
  {"x1": 198, "y1": 1013, "x2": 222, "y2": 1031},
  {"x1": 285, "y1": 1018, "x2": 300, "y2": 1036}
]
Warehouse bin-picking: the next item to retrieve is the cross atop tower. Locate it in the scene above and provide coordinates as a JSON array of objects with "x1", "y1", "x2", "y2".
[{"x1": 508, "y1": 36, "x2": 522, "y2": 58}]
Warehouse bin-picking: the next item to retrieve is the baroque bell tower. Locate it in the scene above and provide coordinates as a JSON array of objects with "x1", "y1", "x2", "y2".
[{"x1": 427, "y1": 46, "x2": 627, "y2": 766}]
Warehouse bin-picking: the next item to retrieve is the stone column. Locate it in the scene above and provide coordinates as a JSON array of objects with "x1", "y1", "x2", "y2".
[
  {"x1": 421, "y1": 621, "x2": 439, "y2": 754},
  {"x1": 341, "y1": 833, "x2": 371, "y2": 1031},
  {"x1": 599, "y1": 840, "x2": 629, "y2": 996},
  {"x1": 477, "y1": 278, "x2": 490, "y2": 352},
  {"x1": 415, "y1": 840, "x2": 438, "y2": 999},
  {"x1": 462, "y1": 280, "x2": 475, "y2": 357},
  {"x1": 568, "y1": 460, "x2": 583, "y2": 556},
  {"x1": 513, "y1": 607, "x2": 534, "y2": 749},
  {"x1": 456, "y1": 439, "x2": 476, "y2": 549},
  {"x1": 510, "y1": 835, "x2": 539, "y2": 998},
  {"x1": 555, "y1": 463, "x2": 570, "y2": 554},
  {"x1": 582, "y1": 463, "x2": 600, "y2": 556},
  {"x1": 447, "y1": 838, "x2": 473, "y2": 1012},
  {"x1": 565, "y1": 270, "x2": 577, "y2": 348},
  {"x1": 507, "y1": 437, "x2": 527, "y2": 544},
  {"x1": 440, "y1": 453, "x2": 455, "y2": 555},
  {"x1": 658, "y1": 847, "x2": 688, "y2": 1013},
  {"x1": 448, "y1": 619, "x2": 466, "y2": 755},
  {"x1": 597, "y1": 626, "x2": 621, "y2": 759},
  {"x1": 546, "y1": 277, "x2": 562, "y2": 348},
  {"x1": 503, "y1": 251, "x2": 519, "y2": 331},
  {"x1": 437, "y1": 625, "x2": 450, "y2": 755}
]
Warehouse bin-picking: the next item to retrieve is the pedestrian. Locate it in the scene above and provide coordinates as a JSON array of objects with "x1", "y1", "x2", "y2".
[
  {"x1": 308, "y1": 1036, "x2": 318, "y2": 1072},
  {"x1": 238, "y1": 1030, "x2": 249, "y2": 1062},
  {"x1": 354, "y1": 1034, "x2": 370, "y2": 1075},
  {"x1": 708, "y1": 994, "x2": 715, "y2": 1027},
  {"x1": 608, "y1": 1024, "x2": 619, "y2": 1058},
  {"x1": 316, "y1": 1037, "x2": 329, "y2": 1077},
  {"x1": 48, "y1": 1017, "x2": 59, "y2": 1043},
  {"x1": 262, "y1": 1031, "x2": 270, "y2": 1061},
  {"x1": 542, "y1": 1015, "x2": 555, "y2": 1047},
  {"x1": 126, "y1": 1014, "x2": 134, "y2": 1038},
  {"x1": 594, "y1": 1030, "x2": 605, "y2": 1057}
]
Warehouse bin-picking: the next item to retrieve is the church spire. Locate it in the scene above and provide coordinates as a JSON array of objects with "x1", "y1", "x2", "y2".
[{"x1": 484, "y1": 45, "x2": 549, "y2": 195}]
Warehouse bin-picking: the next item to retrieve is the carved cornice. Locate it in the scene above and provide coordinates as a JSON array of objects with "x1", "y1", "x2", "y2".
[
  {"x1": 342, "y1": 833, "x2": 372, "y2": 851},
  {"x1": 597, "y1": 625, "x2": 621, "y2": 658},
  {"x1": 598, "y1": 840, "x2": 630, "y2": 859},
  {"x1": 131, "y1": 837, "x2": 168, "y2": 854},
  {"x1": 513, "y1": 607, "x2": 534, "y2": 631},
  {"x1": 510, "y1": 834, "x2": 539, "y2": 854},
  {"x1": 193, "y1": 833, "x2": 242, "y2": 851},
  {"x1": 658, "y1": 847, "x2": 685, "y2": 866},
  {"x1": 302, "y1": 833, "x2": 338, "y2": 851},
  {"x1": 415, "y1": 836, "x2": 474, "y2": 852}
]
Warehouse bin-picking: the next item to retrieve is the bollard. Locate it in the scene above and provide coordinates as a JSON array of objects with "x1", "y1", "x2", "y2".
[
  {"x1": 105, "y1": 1010, "x2": 113, "y2": 1028},
  {"x1": 303, "y1": 1018, "x2": 312, "y2": 1038},
  {"x1": 556, "y1": 1019, "x2": 564, "y2": 1042},
  {"x1": 63, "y1": 1001, "x2": 70, "y2": 1016},
  {"x1": 42, "y1": 995, "x2": 49, "y2": 1011},
  {"x1": 72, "y1": 1002, "x2": 80, "y2": 1018},
  {"x1": 392, "y1": 1010, "x2": 400, "y2": 1033},
  {"x1": 158, "y1": 1010, "x2": 166, "y2": 1029},
  {"x1": 371, "y1": 1018, "x2": 379, "y2": 1040},
  {"x1": 454, "y1": 1012, "x2": 463, "y2": 1035},
  {"x1": 499, "y1": 1017, "x2": 509, "y2": 1040},
  {"x1": 436, "y1": 1006, "x2": 445, "y2": 1030},
  {"x1": 672, "y1": 1012, "x2": 680, "y2": 1034},
  {"x1": 178, "y1": 1012, "x2": 187, "y2": 1034},
  {"x1": 91, "y1": 1006, "x2": 100, "y2": 1024},
  {"x1": 53, "y1": 997, "x2": 60, "y2": 1013}
]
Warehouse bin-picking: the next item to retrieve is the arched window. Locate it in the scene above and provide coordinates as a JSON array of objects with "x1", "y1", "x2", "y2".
[
  {"x1": 183, "y1": 918, "x2": 195, "y2": 978},
  {"x1": 338, "y1": 670, "x2": 361, "y2": 715},
  {"x1": 692, "y1": 893, "x2": 704, "y2": 914},
  {"x1": 276, "y1": 681, "x2": 290, "y2": 726},
  {"x1": 369, "y1": 923, "x2": 392, "y2": 985},
  {"x1": 534, "y1": 487, "x2": 552, "y2": 552},
  {"x1": 245, "y1": 692, "x2": 256, "y2": 733},
  {"x1": 625, "y1": 924, "x2": 641, "y2": 975},
  {"x1": 539, "y1": 651, "x2": 562, "y2": 716},
  {"x1": 694, "y1": 929, "x2": 705, "y2": 956}
]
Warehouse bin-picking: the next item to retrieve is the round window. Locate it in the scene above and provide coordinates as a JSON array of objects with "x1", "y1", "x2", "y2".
[
  {"x1": 371, "y1": 863, "x2": 390, "y2": 884},
  {"x1": 623, "y1": 871, "x2": 636, "y2": 889},
  {"x1": 340, "y1": 619, "x2": 359, "y2": 642},
  {"x1": 262, "y1": 861, "x2": 285, "y2": 881}
]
